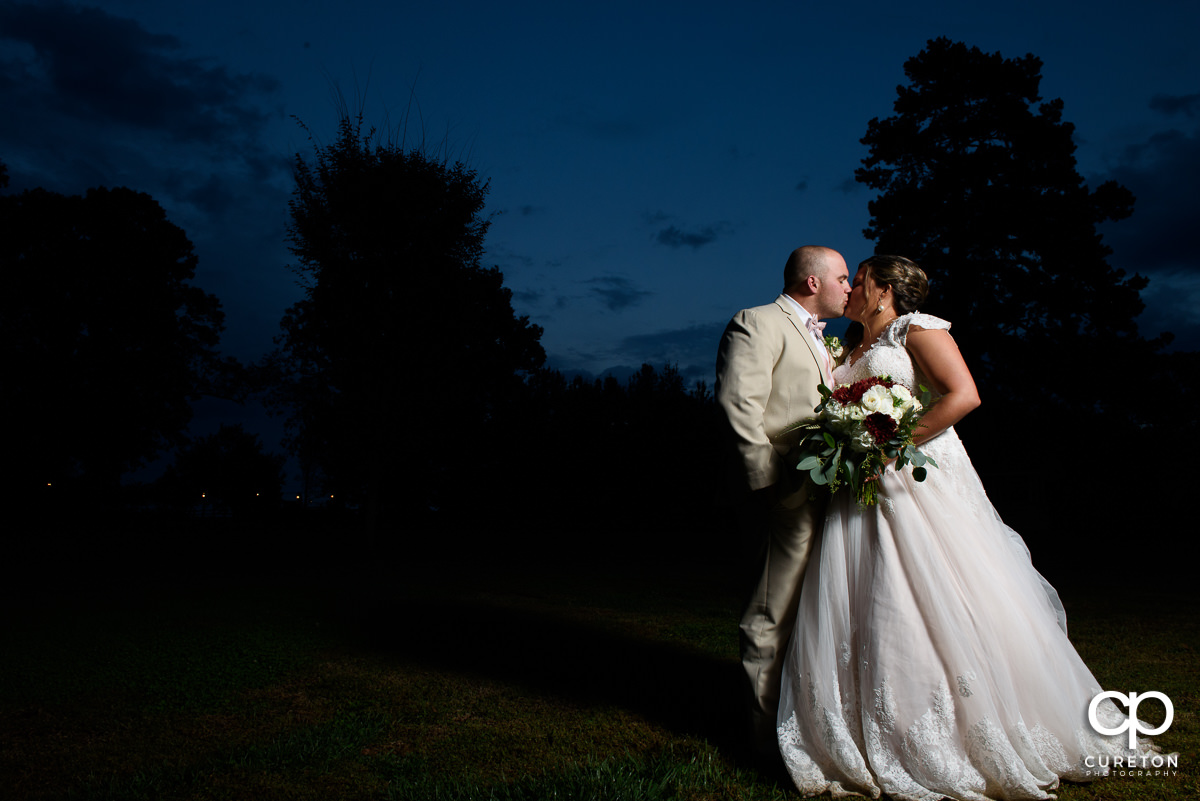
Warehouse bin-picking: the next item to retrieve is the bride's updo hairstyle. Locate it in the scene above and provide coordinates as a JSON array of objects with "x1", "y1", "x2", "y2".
[
  {"x1": 860, "y1": 254, "x2": 929, "y2": 314},
  {"x1": 842, "y1": 255, "x2": 930, "y2": 356}
]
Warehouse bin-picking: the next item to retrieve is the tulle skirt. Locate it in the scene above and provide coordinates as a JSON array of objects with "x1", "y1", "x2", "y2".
[{"x1": 777, "y1": 428, "x2": 1154, "y2": 800}]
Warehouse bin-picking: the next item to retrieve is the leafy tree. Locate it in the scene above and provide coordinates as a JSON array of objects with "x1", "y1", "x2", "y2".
[
  {"x1": 158, "y1": 424, "x2": 284, "y2": 517},
  {"x1": 0, "y1": 174, "x2": 227, "y2": 494},
  {"x1": 856, "y1": 38, "x2": 1163, "y2": 431},
  {"x1": 273, "y1": 115, "x2": 544, "y2": 538},
  {"x1": 498, "y1": 364, "x2": 724, "y2": 558}
]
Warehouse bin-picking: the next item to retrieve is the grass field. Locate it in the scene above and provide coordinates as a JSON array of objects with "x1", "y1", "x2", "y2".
[{"x1": 1, "y1": 544, "x2": 1195, "y2": 800}]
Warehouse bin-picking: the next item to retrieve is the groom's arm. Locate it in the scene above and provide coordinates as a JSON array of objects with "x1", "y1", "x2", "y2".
[{"x1": 716, "y1": 308, "x2": 783, "y2": 493}]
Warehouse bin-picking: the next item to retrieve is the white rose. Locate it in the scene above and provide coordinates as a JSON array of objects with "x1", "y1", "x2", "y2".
[
  {"x1": 859, "y1": 385, "x2": 893, "y2": 415},
  {"x1": 891, "y1": 385, "x2": 922, "y2": 417},
  {"x1": 889, "y1": 385, "x2": 913, "y2": 410}
]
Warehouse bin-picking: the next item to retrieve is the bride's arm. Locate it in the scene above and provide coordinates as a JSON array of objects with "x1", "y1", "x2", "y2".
[{"x1": 905, "y1": 326, "x2": 981, "y2": 445}]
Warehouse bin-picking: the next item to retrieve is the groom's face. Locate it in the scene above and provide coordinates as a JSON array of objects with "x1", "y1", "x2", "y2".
[{"x1": 814, "y1": 256, "x2": 851, "y2": 319}]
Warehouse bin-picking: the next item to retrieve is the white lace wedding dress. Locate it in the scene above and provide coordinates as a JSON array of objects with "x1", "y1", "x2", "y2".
[{"x1": 777, "y1": 313, "x2": 1154, "y2": 800}]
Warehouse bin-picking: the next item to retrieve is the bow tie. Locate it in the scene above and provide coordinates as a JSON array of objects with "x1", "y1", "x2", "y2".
[{"x1": 805, "y1": 318, "x2": 826, "y2": 335}]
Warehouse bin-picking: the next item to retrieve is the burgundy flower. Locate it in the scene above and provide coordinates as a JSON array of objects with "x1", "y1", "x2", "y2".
[
  {"x1": 834, "y1": 375, "x2": 895, "y2": 404},
  {"x1": 831, "y1": 385, "x2": 854, "y2": 404},
  {"x1": 864, "y1": 412, "x2": 897, "y2": 443}
]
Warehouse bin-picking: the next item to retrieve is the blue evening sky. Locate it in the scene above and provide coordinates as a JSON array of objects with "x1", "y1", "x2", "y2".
[{"x1": 2, "y1": 0, "x2": 1197, "y2": 392}]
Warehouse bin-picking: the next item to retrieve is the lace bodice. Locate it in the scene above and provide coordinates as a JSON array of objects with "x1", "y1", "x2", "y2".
[
  {"x1": 833, "y1": 313, "x2": 963, "y2": 489},
  {"x1": 833, "y1": 312, "x2": 951, "y2": 397}
]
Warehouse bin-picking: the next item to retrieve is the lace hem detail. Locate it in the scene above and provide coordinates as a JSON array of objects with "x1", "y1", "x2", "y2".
[
  {"x1": 779, "y1": 671, "x2": 1163, "y2": 800},
  {"x1": 781, "y1": 309, "x2": 1155, "y2": 800}
]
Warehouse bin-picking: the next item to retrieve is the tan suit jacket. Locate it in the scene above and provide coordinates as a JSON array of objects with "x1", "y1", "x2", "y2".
[
  {"x1": 715, "y1": 294, "x2": 832, "y2": 754},
  {"x1": 716, "y1": 294, "x2": 831, "y2": 496}
]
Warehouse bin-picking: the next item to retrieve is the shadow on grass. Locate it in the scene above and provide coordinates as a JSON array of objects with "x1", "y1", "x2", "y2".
[{"x1": 327, "y1": 561, "x2": 756, "y2": 768}]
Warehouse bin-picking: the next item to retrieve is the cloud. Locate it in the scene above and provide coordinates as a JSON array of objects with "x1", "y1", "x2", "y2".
[
  {"x1": 836, "y1": 176, "x2": 863, "y2": 194},
  {"x1": 0, "y1": 2, "x2": 295, "y2": 361},
  {"x1": 551, "y1": 106, "x2": 651, "y2": 141},
  {"x1": 1101, "y1": 113, "x2": 1200, "y2": 274},
  {"x1": 511, "y1": 287, "x2": 544, "y2": 307},
  {"x1": 0, "y1": 1, "x2": 285, "y2": 218},
  {"x1": 795, "y1": 177, "x2": 810, "y2": 192},
  {"x1": 544, "y1": 321, "x2": 725, "y2": 387},
  {"x1": 1149, "y1": 92, "x2": 1200, "y2": 117},
  {"x1": 585, "y1": 276, "x2": 652, "y2": 311},
  {"x1": 1097, "y1": 92, "x2": 1200, "y2": 348},
  {"x1": 655, "y1": 221, "x2": 732, "y2": 250},
  {"x1": 618, "y1": 322, "x2": 727, "y2": 380},
  {"x1": 1135, "y1": 267, "x2": 1200, "y2": 350},
  {"x1": 0, "y1": 2, "x2": 279, "y2": 140}
]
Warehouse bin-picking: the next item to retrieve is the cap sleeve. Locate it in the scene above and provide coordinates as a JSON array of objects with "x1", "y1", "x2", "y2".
[{"x1": 883, "y1": 312, "x2": 952, "y2": 347}]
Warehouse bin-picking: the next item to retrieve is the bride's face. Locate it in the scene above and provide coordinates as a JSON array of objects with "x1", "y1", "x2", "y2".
[{"x1": 846, "y1": 270, "x2": 880, "y2": 323}]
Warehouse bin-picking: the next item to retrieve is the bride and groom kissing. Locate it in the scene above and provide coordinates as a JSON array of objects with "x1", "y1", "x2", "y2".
[{"x1": 715, "y1": 246, "x2": 1163, "y2": 800}]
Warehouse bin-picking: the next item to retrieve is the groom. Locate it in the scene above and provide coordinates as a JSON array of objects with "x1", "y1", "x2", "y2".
[{"x1": 715, "y1": 245, "x2": 850, "y2": 758}]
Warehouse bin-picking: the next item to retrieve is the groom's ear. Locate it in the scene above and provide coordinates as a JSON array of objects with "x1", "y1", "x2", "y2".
[{"x1": 804, "y1": 274, "x2": 821, "y2": 295}]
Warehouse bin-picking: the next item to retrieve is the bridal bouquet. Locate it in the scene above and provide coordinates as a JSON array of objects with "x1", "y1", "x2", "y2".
[{"x1": 786, "y1": 376, "x2": 937, "y2": 506}]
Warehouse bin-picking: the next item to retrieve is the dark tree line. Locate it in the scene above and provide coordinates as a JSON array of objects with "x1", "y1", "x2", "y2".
[
  {"x1": 155, "y1": 424, "x2": 285, "y2": 518},
  {"x1": 854, "y1": 38, "x2": 1197, "y2": 543},
  {"x1": 494, "y1": 365, "x2": 724, "y2": 555},
  {"x1": 267, "y1": 114, "x2": 546, "y2": 543},
  {"x1": 0, "y1": 169, "x2": 229, "y2": 499},
  {"x1": 5, "y1": 35, "x2": 1194, "y2": 565},
  {"x1": 0, "y1": 144, "x2": 727, "y2": 564},
  {"x1": 856, "y1": 37, "x2": 1168, "y2": 444}
]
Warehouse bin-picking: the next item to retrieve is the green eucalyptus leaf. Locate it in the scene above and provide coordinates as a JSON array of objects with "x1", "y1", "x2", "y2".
[
  {"x1": 797, "y1": 455, "x2": 822, "y2": 471},
  {"x1": 913, "y1": 466, "x2": 927, "y2": 482}
]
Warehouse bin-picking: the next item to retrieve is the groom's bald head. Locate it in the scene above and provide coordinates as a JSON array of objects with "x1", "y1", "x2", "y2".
[{"x1": 783, "y1": 246, "x2": 839, "y2": 292}]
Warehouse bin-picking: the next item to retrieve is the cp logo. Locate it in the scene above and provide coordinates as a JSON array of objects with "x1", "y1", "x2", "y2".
[{"x1": 1088, "y1": 691, "x2": 1173, "y2": 748}]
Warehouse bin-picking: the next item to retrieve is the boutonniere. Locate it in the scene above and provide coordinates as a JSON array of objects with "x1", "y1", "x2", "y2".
[{"x1": 824, "y1": 335, "x2": 843, "y2": 362}]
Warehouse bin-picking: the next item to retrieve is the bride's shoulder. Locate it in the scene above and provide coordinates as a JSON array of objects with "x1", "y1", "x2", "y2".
[
  {"x1": 890, "y1": 312, "x2": 951, "y2": 338},
  {"x1": 905, "y1": 312, "x2": 951, "y2": 332},
  {"x1": 881, "y1": 312, "x2": 952, "y2": 347}
]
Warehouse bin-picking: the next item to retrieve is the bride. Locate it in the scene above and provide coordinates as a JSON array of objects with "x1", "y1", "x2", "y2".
[{"x1": 776, "y1": 255, "x2": 1161, "y2": 800}]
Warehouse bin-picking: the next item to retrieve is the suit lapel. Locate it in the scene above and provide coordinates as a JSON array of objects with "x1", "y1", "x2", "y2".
[{"x1": 776, "y1": 295, "x2": 831, "y2": 385}]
